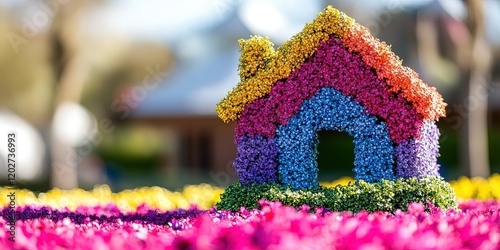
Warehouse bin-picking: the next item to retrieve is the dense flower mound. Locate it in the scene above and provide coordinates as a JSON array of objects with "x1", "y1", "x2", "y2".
[
  {"x1": 215, "y1": 6, "x2": 450, "y2": 214},
  {"x1": 1, "y1": 200, "x2": 499, "y2": 249}
]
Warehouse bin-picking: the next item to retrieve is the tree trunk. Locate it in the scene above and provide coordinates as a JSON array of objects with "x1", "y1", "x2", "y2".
[{"x1": 461, "y1": 0, "x2": 491, "y2": 177}]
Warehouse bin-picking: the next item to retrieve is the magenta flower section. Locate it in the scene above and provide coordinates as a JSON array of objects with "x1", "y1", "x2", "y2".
[
  {"x1": 2, "y1": 200, "x2": 500, "y2": 249},
  {"x1": 233, "y1": 134, "x2": 279, "y2": 185},
  {"x1": 236, "y1": 37, "x2": 422, "y2": 144},
  {"x1": 395, "y1": 121, "x2": 441, "y2": 178}
]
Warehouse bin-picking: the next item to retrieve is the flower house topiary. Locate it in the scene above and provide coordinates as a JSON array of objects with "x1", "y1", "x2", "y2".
[{"x1": 216, "y1": 6, "x2": 456, "y2": 212}]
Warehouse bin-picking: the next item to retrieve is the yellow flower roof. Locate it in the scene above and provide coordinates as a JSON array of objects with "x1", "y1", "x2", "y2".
[{"x1": 216, "y1": 6, "x2": 446, "y2": 123}]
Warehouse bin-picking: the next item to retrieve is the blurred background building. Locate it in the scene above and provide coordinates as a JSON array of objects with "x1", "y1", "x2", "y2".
[{"x1": 0, "y1": 0, "x2": 499, "y2": 191}]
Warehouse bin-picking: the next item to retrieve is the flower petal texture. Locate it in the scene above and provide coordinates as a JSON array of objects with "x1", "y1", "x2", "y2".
[
  {"x1": 276, "y1": 88, "x2": 395, "y2": 189},
  {"x1": 217, "y1": 6, "x2": 453, "y2": 211}
]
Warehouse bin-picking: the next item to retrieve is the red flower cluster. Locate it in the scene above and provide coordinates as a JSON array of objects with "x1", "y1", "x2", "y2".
[{"x1": 342, "y1": 25, "x2": 446, "y2": 120}]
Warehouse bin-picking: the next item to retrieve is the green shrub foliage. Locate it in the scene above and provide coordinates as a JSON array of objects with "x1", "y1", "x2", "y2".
[{"x1": 216, "y1": 176, "x2": 457, "y2": 213}]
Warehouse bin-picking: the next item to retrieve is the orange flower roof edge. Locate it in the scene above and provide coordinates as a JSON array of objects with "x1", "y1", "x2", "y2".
[{"x1": 216, "y1": 6, "x2": 446, "y2": 123}]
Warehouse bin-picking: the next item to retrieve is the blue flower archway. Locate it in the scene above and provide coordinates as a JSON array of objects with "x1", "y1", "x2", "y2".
[{"x1": 276, "y1": 88, "x2": 395, "y2": 189}]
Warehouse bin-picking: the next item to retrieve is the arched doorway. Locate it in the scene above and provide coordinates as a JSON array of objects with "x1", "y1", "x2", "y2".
[{"x1": 316, "y1": 130, "x2": 355, "y2": 182}]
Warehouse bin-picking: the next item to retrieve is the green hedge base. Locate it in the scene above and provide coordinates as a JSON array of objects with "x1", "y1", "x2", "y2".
[{"x1": 216, "y1": 176, "x2": 457, "y2": 213}]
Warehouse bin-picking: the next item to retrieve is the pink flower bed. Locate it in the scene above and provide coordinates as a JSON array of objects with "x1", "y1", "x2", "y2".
[{"x1": 1, "y1": 200, "x2": 499, "y2": 249}]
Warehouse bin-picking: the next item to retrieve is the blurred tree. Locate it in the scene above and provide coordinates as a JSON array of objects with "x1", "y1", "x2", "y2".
[
  {"x1": 1, "y1": 0, "x2": 172, "y2": 189},
  {"x1": 47, "y1": 1, "x2": 172, "y2": 188},
  {"x1": 416, "y1": 0, "x2": 492, "y2": 177},
  {"x1": 48, "y1": 0, "x2": 111, "y2": 189},
  {"x1": 0, "y1": 7, "x2": 54, "y2": 126},
  {"x1": 462, "y1": 0, "x2": 492, "y2": 177}
]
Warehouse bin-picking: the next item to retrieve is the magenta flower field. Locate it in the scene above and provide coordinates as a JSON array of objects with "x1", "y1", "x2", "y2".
[{"x1": 1, "y1": 199, "x2": 499, "y2": 249}]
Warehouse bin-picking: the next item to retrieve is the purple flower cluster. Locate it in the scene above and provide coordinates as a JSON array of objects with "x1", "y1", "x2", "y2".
[
  {"x1": 395, "y1": 121, "x2": 441, "y2": 178},
  {"x1": 1, "y1": 200, "x2": 499, "y2": 249},
  {"x1": 0, "y1": 205, "x2": 204, "y2": 227},
  {"x1": 235, "y1": 37, "x2": 423, "y2": 144},
  {"x1": 233, "y1": 134, "x2": 279, "y2": 185},
  {"x1": 276, "y1": 87, "x2": 395, "y2": 188}
]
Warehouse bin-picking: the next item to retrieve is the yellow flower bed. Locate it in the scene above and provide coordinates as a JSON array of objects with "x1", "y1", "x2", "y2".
[
  {"x1": 450, "y1": 173, "x2": 500, "y2": 200},
  {"x1": 0, "y1": 184, "x2": 223, "y2": 212},
  {"x1": 320, "y1": 176, "x2": 355, "y2": 188},
  {"x1": 1, "y1": 174, "x2": 498, "y2": 211}
]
